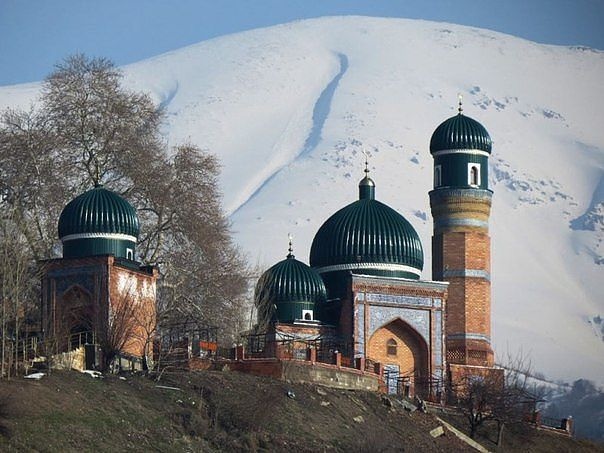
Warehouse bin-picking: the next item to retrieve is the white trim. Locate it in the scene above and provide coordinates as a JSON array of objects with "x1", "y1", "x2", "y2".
[
  {"x1": 468, "y1": 163, "x2": 481, "y2": 186},
  {"x1": 302, "y1": 309, "x2": 314, "y2": 321},
  {"x1": 315, "y1": 262, "x2": 421, "y2": 278},
  {"x1": 432, "y1": 148, "x2": 490, "y2": 157},
  {"x1": 61, "y1": 232, "x2": 137, "y2": 243}
]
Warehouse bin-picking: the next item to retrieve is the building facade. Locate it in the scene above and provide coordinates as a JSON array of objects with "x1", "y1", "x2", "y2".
[
  {"x1": 42, "y1": 185, "x2": 157, "y2": 368},
  {"x1": 254, "y1": 105, "x2": 497, "y2": 397}
]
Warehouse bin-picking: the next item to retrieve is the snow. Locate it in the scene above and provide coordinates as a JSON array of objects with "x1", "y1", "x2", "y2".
[
  {"x1": 1, "y1": 16, "x2": 603, "y2": 385},
  {"x1": 24, "y1": 372, "x2": 46, "y2": 380},
  {"x1": 81, "y1": 370, "x2": 103, "y2": 379}
]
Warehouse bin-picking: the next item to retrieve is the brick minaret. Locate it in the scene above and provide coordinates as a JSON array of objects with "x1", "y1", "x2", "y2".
[{"x1": 429, "y1": 99, "x2": 494, "y2": 369}]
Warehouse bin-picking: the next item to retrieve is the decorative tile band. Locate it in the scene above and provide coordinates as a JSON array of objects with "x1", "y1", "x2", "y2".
[
  {"x1": 434, "y1": 218, "x2": 489, "y2": 229},
  {"x1": 357, "y1": 292, "x2": 434, "y2": 308},
  {"x1": 447, "y1": 333, "x2": 491, "y2": 343},
  {"x1": 429, "y1": 188, "x2": 493, "y2": 202},
  {"x1": 441, "y1": 269, "x2": 491, "y2": 281}
]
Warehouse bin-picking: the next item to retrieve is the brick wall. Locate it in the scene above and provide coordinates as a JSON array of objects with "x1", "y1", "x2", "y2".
[{"x1": 42, "y1": 255, "x2": 158, "y2": 361}]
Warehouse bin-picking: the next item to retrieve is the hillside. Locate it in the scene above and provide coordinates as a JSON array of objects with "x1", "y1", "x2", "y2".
[
  {"x1": 0, "y1": 16, "x2": 602, "y2": 385},
  {"x1": 0, "y1": 370, "x2": 601, "y2": 452}
]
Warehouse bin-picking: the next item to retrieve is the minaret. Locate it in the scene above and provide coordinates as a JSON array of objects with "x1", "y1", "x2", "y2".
[{"x1": 429, "y1": 97, "x2": 494, "y2": 369}]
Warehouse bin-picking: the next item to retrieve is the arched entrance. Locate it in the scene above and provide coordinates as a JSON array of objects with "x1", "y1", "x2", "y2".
[
  {"x1": 367, "y1": 318, "x2": 429, "y2": 397},
  {"x1": 60, "y1": 285, "x2": 94, "y2": 350}
]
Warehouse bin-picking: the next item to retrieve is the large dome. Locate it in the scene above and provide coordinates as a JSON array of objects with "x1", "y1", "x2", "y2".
[
  {"x1": 255, "y1": 248, "x2": 327, "y2": 323},
  {"x1": 310, "y1": 175, "x2": 423, "y2": 279},
  {"x1": 430, "y1": 112, "x2": 492, "y2": 154},
  {"x1": 58, "y1": 185, "x2": 140, "y2": 259}
]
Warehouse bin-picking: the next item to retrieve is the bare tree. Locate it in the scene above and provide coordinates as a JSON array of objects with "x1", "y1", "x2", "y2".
[
  {"x1": 0, "y1": 54, "x2": 250, "y2": 365},
  {"x1": 449, "y1": 352, "x2": 550, "y2": 443}
]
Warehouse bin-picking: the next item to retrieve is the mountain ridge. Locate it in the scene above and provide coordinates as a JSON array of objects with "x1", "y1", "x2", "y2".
[{"x1": 1, "y1": 16, "x2": 603, "y2": 385}]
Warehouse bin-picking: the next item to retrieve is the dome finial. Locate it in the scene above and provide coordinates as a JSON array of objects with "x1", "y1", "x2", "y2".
[
  {"x1": 362, "y1": 148, "x2": 370, "y2": 176},
  {"x1": 358, "y1": 149, "x2": 375, "y2": 200},
  {"x1": 457, "y1": 93, "x2": 463, "y2": 115},
  {"x1": 287, "y1": 233, "x2": 294, "y2": 258}
]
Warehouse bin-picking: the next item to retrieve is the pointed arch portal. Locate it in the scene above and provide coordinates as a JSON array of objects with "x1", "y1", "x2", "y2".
[{"x1": 367, "y1": 318, "x2": 429, "y2": 396}]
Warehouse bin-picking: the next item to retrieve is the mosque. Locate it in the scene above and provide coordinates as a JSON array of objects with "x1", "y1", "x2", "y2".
[
  {"x1": 253, "y1": 101, "x2": 496, "y2": 396},
  {"x1": 40, "y1": 98, "x2": 496, "y2": 394}
]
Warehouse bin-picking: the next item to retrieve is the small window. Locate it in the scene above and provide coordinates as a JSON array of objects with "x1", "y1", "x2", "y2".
[
  {"x1": 126, "y1": 248, "x2": 134, "y2": 260},
  {"x1": 434, "y1": 165, "x2": 442, "y2": 187},
  {"x1": 302, "y1": 309, "x2": 313, "y2": 321},
  {"x1": 387, "y1": 338, "x2": 397, "y2": 356},
  {"x1": 468, "y1": 164, "x2": 481, "y2": 186}
]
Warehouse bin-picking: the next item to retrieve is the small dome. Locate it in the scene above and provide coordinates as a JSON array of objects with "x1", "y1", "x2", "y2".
[
  {"x1": 58, "y1": 185, "x2": 139, "y2": 259},
  {"x1": 430, "y1": 113, "x2": 492, "y2": 154},
  {"x1": 310, "y1": 177, "x2": 423, "y2": 279},
  {"x1": 58, "y1": 185, "x2": 139, "y2": 239},
  {"x1": 255, "y1": 251, "x2": 327, "y2": 323}
]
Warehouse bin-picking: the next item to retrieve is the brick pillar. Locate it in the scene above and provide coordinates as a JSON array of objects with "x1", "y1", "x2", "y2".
[
  {"x1": 335, "y1": 352, "x2": 342, "y2": 367},
  {"x1": 355, "y1": 356, "x2": 365, "y2": 371},
  {"x1": 307, "y1": 347, "x2": 317, "y2": 363},
  {"x1": 563, "y1": 417, "x2": 573, "y2": 434},
  {"x1": 234, "y1": 345, "x2": 245, "y2": 360}
]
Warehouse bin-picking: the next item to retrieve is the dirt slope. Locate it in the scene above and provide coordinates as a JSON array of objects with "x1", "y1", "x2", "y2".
[{"x1": 0, "y1": 370, "x2": 601, "y2": 452}]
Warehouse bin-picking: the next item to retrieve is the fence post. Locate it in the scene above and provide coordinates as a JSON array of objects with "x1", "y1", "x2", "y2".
[
  {"x1": 307, "y1": 347, "x2": 316, "y2": 364},
  {"x1": 355, "y1": 356, "x2": 365, "y2": 372}
]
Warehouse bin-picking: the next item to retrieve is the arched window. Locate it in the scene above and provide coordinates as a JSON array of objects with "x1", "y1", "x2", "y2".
[
  {"x1": 434, "y1": 165, "x2": 442, "y2": 187},
  {"x1": 387, "y1": 338, "x2": 397, "y2": 356},
  {"x1": 468, "y1": 163, "x2": 481, "y2": 186}
]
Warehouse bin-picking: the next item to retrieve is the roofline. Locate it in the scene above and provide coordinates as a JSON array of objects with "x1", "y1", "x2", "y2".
[{"x1": 350, "y1": 273, "x2": 449, "y2": 290}]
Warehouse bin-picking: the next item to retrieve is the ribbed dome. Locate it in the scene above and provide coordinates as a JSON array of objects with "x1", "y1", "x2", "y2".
[
  {"x1": 310, "y1": 177, "x2": 423, "y2": 279},
  {"x1": 255, "y1": 253, "x2": 327, "y2": 307},
  {"x1": 255, "y1": 251, "x2": 327, "y2": 323},
  {"x1": 430, "y1": 113, "x2": 492, "y2": 154},
  {"x1": 58, "y1": 185, "x2": 140, "y2": 239}
]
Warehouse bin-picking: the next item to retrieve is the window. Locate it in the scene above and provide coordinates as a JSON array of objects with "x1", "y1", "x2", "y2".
[
  {"x1": 302, "y1": 309, "x2": 313, "y2": 321},
  {"x1": 434, "y1": 165, "x2": 442, "y2": 187},
  {"x1": 126, "y1": 248, "x2": 134, "y2": 260},
  {"x1": 387, "y1": 338, "x2": 397, "y2": 356},
  {"x1": 468, "y1": 163, "x2": 481, "y2": 186}
]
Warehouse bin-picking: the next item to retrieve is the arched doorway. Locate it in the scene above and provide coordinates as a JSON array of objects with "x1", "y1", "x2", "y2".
[
  {"x1": 60, "y1": 285, "x2": 94, "y2": 350},
  {"x1": 367, "y1": 318, "x2": 429, "y2": 397}
]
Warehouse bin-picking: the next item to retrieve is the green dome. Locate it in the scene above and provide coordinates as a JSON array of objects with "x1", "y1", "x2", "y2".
[
  {"x1": 255, "y1": 250, "x2": 327, "y2": 323},
  {"x1": 430, "y1": 112, "x2": 492, "y2": 154},
  {"x1": 310, "y1": 176, "x2": 424, "y2": 279},
  {"x1": 58, "y1": 185, "x2": 140, "y2": 259}
]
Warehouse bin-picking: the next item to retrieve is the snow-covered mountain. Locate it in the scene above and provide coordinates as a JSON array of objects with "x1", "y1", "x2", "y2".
[{"x1": 1, "y1": 17, "x2": 602, "y2": 385}]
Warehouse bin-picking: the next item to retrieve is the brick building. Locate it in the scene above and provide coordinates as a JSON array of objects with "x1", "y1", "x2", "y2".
[
  {"x1": 41, "y1": 185, "x2": 158, "y2": 369},
  {"x1": 254, "y1": 103, "x2": 498, "y2": 398}
]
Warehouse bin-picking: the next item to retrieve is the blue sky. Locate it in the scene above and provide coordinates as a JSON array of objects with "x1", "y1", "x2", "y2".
[{"x1": 1, "y1": 0, "x2": 602, "y2": 86}]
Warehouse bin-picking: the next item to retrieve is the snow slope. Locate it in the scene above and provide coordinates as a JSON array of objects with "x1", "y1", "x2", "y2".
[{"x1": 1, "y1": 17, "x2": 603, "y2": 385}]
